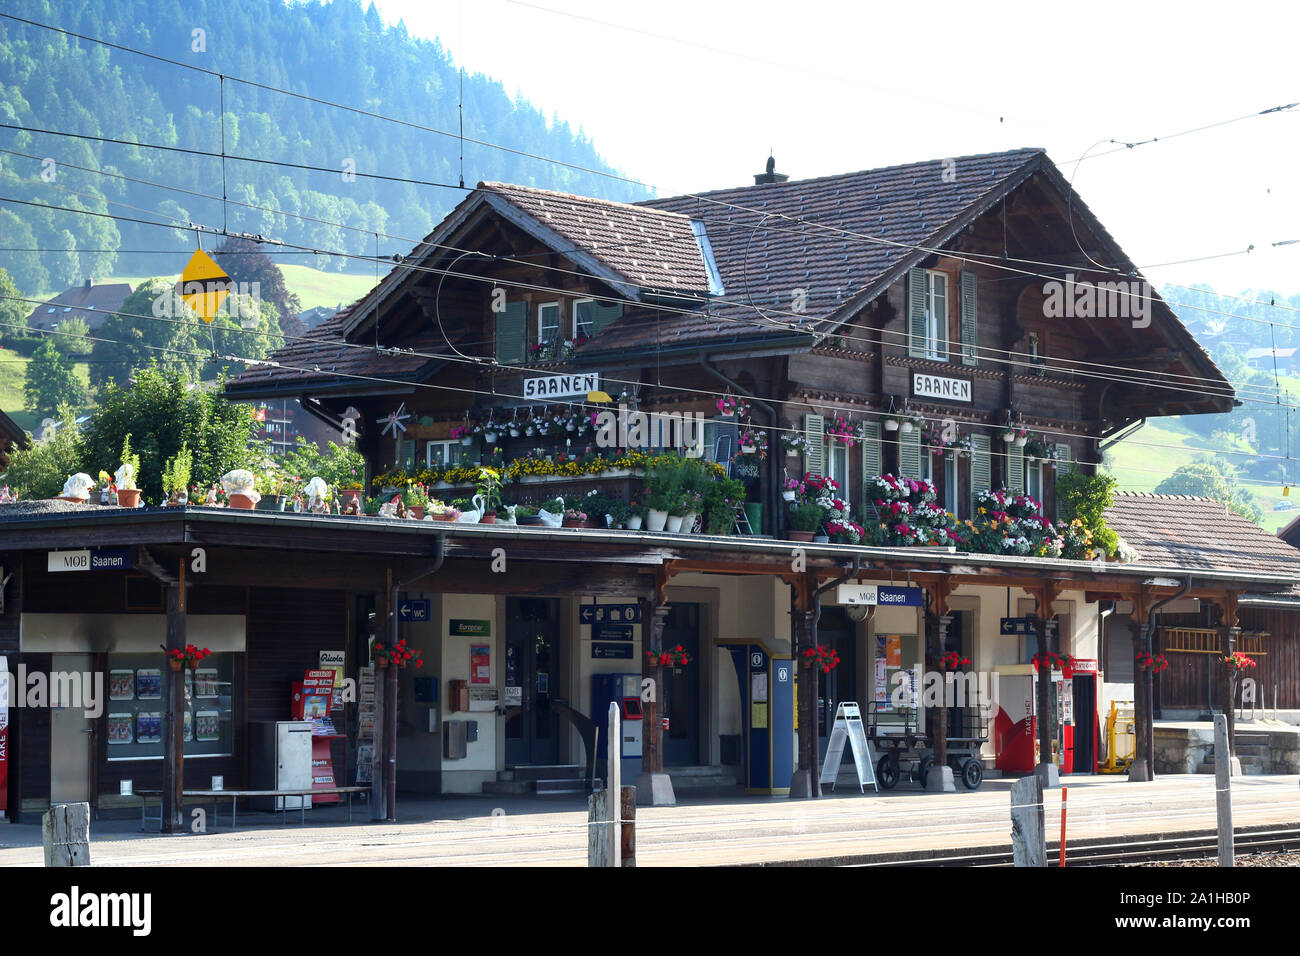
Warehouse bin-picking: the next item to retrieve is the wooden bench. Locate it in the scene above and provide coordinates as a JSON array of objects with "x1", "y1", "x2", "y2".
[{"x1": 135, "y1": 787, "x2": 371, "y2": 832}]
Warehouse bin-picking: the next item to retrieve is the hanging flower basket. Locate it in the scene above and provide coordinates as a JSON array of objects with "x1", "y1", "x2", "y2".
[
  {"x1": 1222, "y1": 651, "x2": 1257, "y2": 672},
  {"x1": 375, "y1": 639, "x2": 423, "y2": 669},
  {"x1": 938, "y1": 650, "x2": 971, "y2": 671},
  {"x1": 1032, "y1": 651, "x2": 1073, "y2": 672},
  {"x1": 884, "y1": 417, "x2": 900, "y2": 432},
  {"x1": 801, "y1": 643, "x2": 841, "y2": 674},
  {"x1": 1136, "y1": 652, "x2": 1170, "y2": 673},
  {"x1": 163, "y1": 643, "x2": 212, "y2": 671},
  {"x1": 647, "y1": 645, "x2": 692, "y2": 668}
]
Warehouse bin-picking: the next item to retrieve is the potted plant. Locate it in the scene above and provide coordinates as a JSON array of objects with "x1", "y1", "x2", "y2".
[
  {"x1": 826, "y1": 415, "x2": 856, "y2": 447},
  {"x1": 780, "y1": 433, "x2": 809, "y2": 457},
  {"x1": 163, "y1": 643, "x2": 212, "y2": 672},
  {"x1": 115, "y1": 434, "x2": 143, "y2": 508},
  {"x1": 374, "y1": 638, "x2": 423, "y2": 669},
  {"x1": 476, "y1": 467, "x2": 503, "y2": 523},
  {"x1": 562, "y1": 507, "x2": 587, "y2": 528},
  {"x1": 716, "y1": 396, "x2": 749, "y2": 419},
  {"x1": 403, "y1": 482, "x2": 431, "y2": 520},
  {"x1": 643, "y1": 460, "x2": 681, "y2": 532},
  {"x1": 625, "y1": 501, "x2": 645, "y2": 531},
  {"x1": 451, "y1": 424, "x2": 474, "y2": 447},
  {"x1": 513, "y1": 503, "x2": 543, "y2": 526},
  {"x1": 801, "y1": 644, "x2": 841, "y2": 674},
  {"x1": 787, "y1": 501, "x2": 823, "y2": 541},
  {"x1": 901, "y1": 413, "x2": 923, "y2": 434},
  {"x1": 782, "y1": 477, "x2": 803, "y2": 502},
  {"x1": 737, "y1": 429, "x2": 768, "y2": 458},
  {"x1": 1014, "y1": 427, "x2": 1029, "y2": 447},
  {"x1": 161, "y1": 444, "x2": 193, "y2": 506},
  {"x1": 426, "y1": 498, "x2": 460, "y2": 521},
  {"x1": 221, "y1": 469, "x2": 260, "y2": 509},
  {"x1": 97, "y1": 470, "x2": 115, "y2": 506},
  {"x1": 884, "y1": 416, "x2": 900, "y2": 432}
]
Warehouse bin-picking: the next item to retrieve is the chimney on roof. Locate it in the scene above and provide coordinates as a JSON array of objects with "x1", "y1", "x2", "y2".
[
  {"x1": 754, "y1": 153, "x2": 788, "y2": 185},
  {"x1": 84, "y1": 278, "x2": 93, "y2": 289}
]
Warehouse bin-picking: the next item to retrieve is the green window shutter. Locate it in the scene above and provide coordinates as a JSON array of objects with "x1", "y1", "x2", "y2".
[
  {"x1": 803, "y1": 414, "x2": 825, "y2": 475},
  {"x1": 859, "y1": 420, "x2": 882, "y2": 513},
  {"x1": 1007, "y1": 442, "x2": 1025, "y2": 492},
  {"x1": 590, "y1": 301, "x2": 622, "y2": 335},
  {"x1": 1054, "y1": 442, "x2": 1073, "y2": 473},
  {"x1": 495, "y1": 301, "x2": 527, "y2": 364},
  {"x1": 960, "y1": 271, "x2": 978, "y2": 366},
  {"x1": 898, "y1": 427, "x2": 922, "y2": 478},
  {"x1": 1053, "y1": 442, "x2": 1073, "y2": 520},
  {"x1": 907, "y1": 267, "x2": 927, "y2": 358},
  {"x1": 969, "y1": 434, "x2": 991, "y2": 515}
]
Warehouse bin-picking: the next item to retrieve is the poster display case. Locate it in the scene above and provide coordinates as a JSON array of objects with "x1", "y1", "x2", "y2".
[{"x1": 105, "y1": 653, "x2": 236, "y2": 760}]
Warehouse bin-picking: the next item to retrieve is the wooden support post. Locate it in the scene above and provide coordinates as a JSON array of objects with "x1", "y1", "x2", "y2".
[
  {"x1": 1214, "y1": 714, "x2": 1234, "y2": 867},
  {"x1": 162, "y1": 573, "x2": 186, "y2": 834},
  {"x1": 42, "y1": 802, "x2": 90, "y2": 866},
  {"x1": 384, "y1": 656, "x2": 398, "y2": 822},
  {"x1": 607, "y1": 701, "x2": 620, "y2": 867},
  {"x1": 790, "y1": 571, "x2": 818, "y2": 798},
  {"x1": 925, "y1": 577, "x2": 955, "y2": 791},
  {"x1": 620, "y1": 785, "x2": 636, "y2": 867},
  {"x1": 636, "y1": 566, "x2": 675, "y2": 806},
  {"x1": 1033, "y1": 581, "x2": 1060, "y2": 787},
  {"x1": 588, "y1": 789, "x2": 610, "y2": 867},
  {"x1": 1010, "y1": 774, "x2": 1046, "y2": 867},
  {"x1": 1059, "y1": 786, "x2": 1068, "y2": 867},
  {"x1": 371, "y1": 578, "x2": 389, "y2": 819}
]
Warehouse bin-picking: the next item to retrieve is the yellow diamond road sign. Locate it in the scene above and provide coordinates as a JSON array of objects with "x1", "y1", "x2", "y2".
[{"x1": 180, "y1": 249, "x2": 232, "y2": 323}]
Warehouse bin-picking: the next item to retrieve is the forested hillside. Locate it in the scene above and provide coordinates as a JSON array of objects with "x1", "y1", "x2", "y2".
[{"x1": 0, "y1": 0, "x2": 647, "y2": 295}]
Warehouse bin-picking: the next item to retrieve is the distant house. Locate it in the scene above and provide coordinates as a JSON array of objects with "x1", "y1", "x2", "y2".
[
  {"x1": 296, "y1": 305, "x2": 341, "y2": 331},
  {"x1": 0, "y1": 409, "x2": 28, "y2": 470},
  {"x1": 24, "y1": 278, "x2": 133, "y2": 333},
  {"x1": 1243, "y1": 347, "x2": 1300, "y2": 373}
]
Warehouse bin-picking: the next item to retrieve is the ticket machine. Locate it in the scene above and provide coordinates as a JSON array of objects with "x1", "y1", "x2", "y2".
[{"x1": 592, "y1": 673, "x2": 643, "y2": 780}]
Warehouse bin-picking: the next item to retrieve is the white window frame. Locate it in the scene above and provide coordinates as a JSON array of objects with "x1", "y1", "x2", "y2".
[
  {"x1": 1026, "y1": 460, "x2": 1043, "y2": 504},
  {"x1": 537, "y1": 301, "x2": 562, "y2": 345},
  {"x1": 925, "y1": 271, "x2": 948, "y2": 361},
  {"x1": 826, "y1": 439, "x2": 849, "y2": 495},
  {"x1": 944, "y1": 454, "x2": 959, "y2": 518},
  {"x1": 426, "y1": 440, "x2": 462, "y2": 469},
  {"x1": 573, "y1": 297, "x2": 595, "y2": 339}
]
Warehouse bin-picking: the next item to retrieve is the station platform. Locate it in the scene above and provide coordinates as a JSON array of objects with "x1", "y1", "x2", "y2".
[{"x1": 1, "y1": 772, "x2": 1296, "y2": 866}]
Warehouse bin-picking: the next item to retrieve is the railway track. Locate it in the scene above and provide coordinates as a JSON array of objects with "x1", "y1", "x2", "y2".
[{"x1": 838, "y1": 826, "x2": 1300, "y2": 867}]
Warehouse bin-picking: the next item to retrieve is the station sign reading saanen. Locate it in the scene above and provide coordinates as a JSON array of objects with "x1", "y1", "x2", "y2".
[{"x1": 522, "y1": 371, "x2": 600, "y2": 399}]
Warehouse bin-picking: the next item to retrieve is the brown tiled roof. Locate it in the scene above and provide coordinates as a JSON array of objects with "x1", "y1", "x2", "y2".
[
  {"x1": 574, "y1": 148, "x2": 1045, "y2": 355},
  {"x1": 25, "y1": 281, "x2": 133, "y2": 331},
  {"x1": 1105, "y1": 492, "x2": 1300, "y2": 578},
  {"x1": 479, "y1": 182, "x2": 712, "y2": 296}
]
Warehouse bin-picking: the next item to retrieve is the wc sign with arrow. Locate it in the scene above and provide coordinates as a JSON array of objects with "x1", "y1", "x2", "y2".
[{"x1": 398, "y1": 600, "x2": 431, "y2": 622}]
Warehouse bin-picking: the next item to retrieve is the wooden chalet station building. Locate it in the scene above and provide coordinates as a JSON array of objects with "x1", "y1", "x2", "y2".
[{"x1": 3, "y1": 149, "x2": 1299, "y2": 824}]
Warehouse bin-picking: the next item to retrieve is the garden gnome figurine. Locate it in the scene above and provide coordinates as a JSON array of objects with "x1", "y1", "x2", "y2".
[
  {"x1": 205, "y1": 484, "x2": 219, "y2": 507},
  {"x1": 303, "y1": 477, "x2": 330, "y2": 514}
]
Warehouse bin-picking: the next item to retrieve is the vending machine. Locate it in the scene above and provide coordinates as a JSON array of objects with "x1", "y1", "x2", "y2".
[{"x1": 1066, "y1": 659, "x2": 1101, "y2": 773}]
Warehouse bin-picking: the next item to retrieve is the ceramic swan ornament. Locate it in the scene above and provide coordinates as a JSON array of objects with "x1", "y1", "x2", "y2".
[
  {"x1": 455, "y1": 493, "x2": 487, "y2": 523},
  {"x1": 303, "y1": 477, "x2": 330, "y2": 513},
  {"x1": 60, "y1": 473, "x2": 95, "y2": 500}
]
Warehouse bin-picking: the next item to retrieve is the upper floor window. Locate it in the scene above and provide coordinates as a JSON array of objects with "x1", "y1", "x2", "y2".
[
  {"x1": 826, "y1": 438, "x2": 849, "y2": 493},
  {"x1": 943, "y1": 454, "x2": 959, "y2": 518},
  {"x1": 427, "y1": 440, "x2": 463, "y2": 469},
  {"x1": 573, "y1": 298, "x2": 596, "y2": 339},
  {"x1": 538, "y1": 302, "x2": 561, "y2": 345},
  {"x1": 925, "y1": 271, "x2": 948, "y2": 360}
]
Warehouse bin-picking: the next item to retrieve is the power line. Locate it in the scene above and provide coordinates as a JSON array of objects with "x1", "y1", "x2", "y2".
[{"x1": 7, "y1": 190, "x2": 1296, "y2": 412}]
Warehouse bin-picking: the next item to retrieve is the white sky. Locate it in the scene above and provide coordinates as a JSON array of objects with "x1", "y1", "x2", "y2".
[{"x1": 373, "y1": 0, "x2": 1300, "y2": 297}]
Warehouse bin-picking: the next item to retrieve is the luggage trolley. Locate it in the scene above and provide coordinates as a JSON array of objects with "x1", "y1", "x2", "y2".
[{"x1": 865, "y1": 685, "x2": 991, "y2": 790}]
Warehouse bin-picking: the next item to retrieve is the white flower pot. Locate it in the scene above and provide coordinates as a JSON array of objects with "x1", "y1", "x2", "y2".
[
  {"x1": 884, "y1": 420, "x2": 899, "y2": 431},
  {"x1": 626, "y1": 514, "x2": 643, "y2": 530},
  {"x1": 525, "y1": 427, "x2": 535, "y2": 436},
  {"x1": 567, "y1": 423, "x2": 575, "y2": 431},
  {"x1": 740, "y1": 444, "x2": 757, "y2": 455},
  {"x1": 484, "y1": 432, "x2": 498, "y2": 443},
  {"x1": 665, "y1": 514, "x2": 685, "y2": 534},
  {"x1": 1015, "y1": 436, "x2": 1028, "y2": 447},
  {"x1": 461, "y1": 436, "x2": 474, "y2": 446},
  {"x1": 681, "y1": 512, "x2": 697, "y2": 533},
  {"x1": 720, "y1": 410, "x2": 734, "y2": 418},
  {"x1": 901, "y1": 422, "x2": 913, "y2": 433},
  {"x1": 509, "y1": 428, "x2": 520, "y2": 437},
  {"x1": 786, "y1": 448, "x2": 799, "y2": 457},
  {"x1": 782, "y1": 490, "x2": 797, "y2": 502},
  {"x1": 1002, "y1": 432, "x2": 1015, "y2": 443},
  {"x1": 646, "y1": 509, "x2": 668, "y2": 532}
]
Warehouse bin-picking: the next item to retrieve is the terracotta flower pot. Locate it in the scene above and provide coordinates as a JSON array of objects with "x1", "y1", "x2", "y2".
[
  {"x1": 376, "y1": 657, "x2": 389, "y2": 669},
  {"x1": 169, "y1": 659, "x2": 183, "y2": 672},
  {"x1": 786, "y1": 530, "x2": 816, "y2": 542},
  {"x1": 479, "y1": 514, "x2": 497, "y2": 524},
  {"x1": 409, "y1": 505, "x2": 425, "y2": 520},
  {"x1": 117, "y1": 488, "x2": 142, "y2": 508},
  {"x1": 562, "y1": 519, "x2": 584, "y2": 528},
  {"x1": 340, "y1": 488, "x2": 362, "y2": 508},
  {"x1": 228, "y1": 492, "x2": 257, "y2": 510}
]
